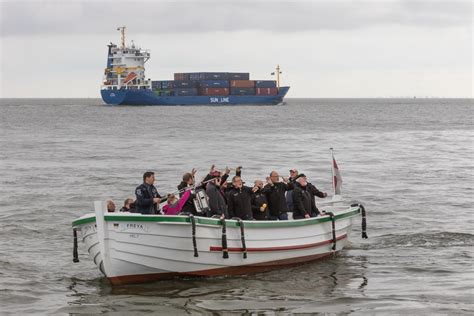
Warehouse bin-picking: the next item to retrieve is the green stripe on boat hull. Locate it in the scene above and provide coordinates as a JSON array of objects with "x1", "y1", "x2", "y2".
[{"x1": 72, "y1": 207, "x2": 360, "y2": 228}]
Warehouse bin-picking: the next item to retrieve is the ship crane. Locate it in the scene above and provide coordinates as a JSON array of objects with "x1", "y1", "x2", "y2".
[{"x1": 117, "y1": 26, "x2": 126, "y2": 49}]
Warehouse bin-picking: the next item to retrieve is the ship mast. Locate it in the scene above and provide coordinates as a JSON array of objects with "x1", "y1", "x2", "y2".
[
  {"x1": 272, "y1": 65, "x2": 282, "y2": 88},
  {"x1": 117, "y1": 26, "x2": 126, "y2": 49}
]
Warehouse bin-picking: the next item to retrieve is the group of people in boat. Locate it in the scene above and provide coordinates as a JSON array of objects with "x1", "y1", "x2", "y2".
[{"x1": 108, "y1": 166, "x2": 328, "y2": 220}]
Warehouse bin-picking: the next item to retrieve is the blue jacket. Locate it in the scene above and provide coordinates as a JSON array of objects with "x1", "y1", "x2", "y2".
[{"x1": 135, "y1": 183, "x2": 161, "y2": 214}]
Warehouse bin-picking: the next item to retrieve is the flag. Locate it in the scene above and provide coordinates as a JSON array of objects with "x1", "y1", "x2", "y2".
[
  {"x1": 332, "y1": 154, "x2": 343, "y2": 195},
  {"x1": 123, "y1": 72, "x2": 137, "y2": 84}
]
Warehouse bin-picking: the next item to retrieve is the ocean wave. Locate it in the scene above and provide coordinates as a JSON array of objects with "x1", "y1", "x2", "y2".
[{"x1": 375, "y1": 231, "x2": 474, "y2": 249}]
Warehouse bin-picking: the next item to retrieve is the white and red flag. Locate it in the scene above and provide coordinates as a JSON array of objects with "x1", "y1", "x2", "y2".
[{"x1": 331, "y1": 150, "x2": 343, "y2": 195}]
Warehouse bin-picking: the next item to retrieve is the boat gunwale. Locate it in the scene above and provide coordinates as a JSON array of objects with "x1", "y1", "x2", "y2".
[{"x1": 72, "y1": 207, "x2": 360, "y2": 228}]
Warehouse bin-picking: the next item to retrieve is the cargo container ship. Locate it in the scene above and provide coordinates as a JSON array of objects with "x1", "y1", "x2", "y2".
[{"x1": 101, "y1": 27, "x2": 290, "y2": 105}]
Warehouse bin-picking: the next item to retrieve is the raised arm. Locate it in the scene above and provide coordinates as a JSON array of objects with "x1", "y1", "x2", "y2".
[{"x1": 308, "y1": 183, "x2": 327, "y2": 198}]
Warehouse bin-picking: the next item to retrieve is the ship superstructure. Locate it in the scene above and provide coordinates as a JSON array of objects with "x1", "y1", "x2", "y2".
[{"x1": 102, "y1": 26, "x2": 151, "y2": 91}]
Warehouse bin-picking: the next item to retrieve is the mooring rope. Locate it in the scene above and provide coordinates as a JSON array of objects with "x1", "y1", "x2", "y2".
[
  {"x1": 221, "y1": 218, "x2": 229, "y2": 259},
  {"x1": 351, "y1": 203, "x2": 368, "y2": 239},
  {"x1": 188, "y1": 214, "x2": 199, "y2": 257},
  {"x1": 73, "y1": 228, "x2": 79, "y2": 263},
  {"x1": 233, "y1": 218, "x2": 247, "y2": 259},
  {"x1": 359, "y1": 204, "x2": 368, "y2": 239},
  {"x1": 324, "y1": 212, "x2": 337, "y2": 252}
]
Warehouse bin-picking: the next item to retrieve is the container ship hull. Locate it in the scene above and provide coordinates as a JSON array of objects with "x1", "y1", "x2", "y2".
[{"x1": 101, "y1": 86, "x2": 289, "y2": 105}]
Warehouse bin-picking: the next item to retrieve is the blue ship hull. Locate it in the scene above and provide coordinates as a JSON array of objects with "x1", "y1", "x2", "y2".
[{"x1": 101, "y1": 87, "x2": 290, "y2": 105}]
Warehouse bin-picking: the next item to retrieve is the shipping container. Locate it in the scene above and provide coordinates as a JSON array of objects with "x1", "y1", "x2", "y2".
[
  {"x1": 200, "y1": 72, "x2": 229, "y2": 80},
  {"x1": 228, "y1": 72, "x2": 250, "y2": 80},
  {"x1": 180, "y1": 72, "x2": 229, "y2": 80},
  {"x1": 200, "y1": 87, "x2": 229, "y2": 96},
  {"x1": 160, "y1": 80, "x2": 174, "y2": 89},
  {"x1": 199, "y1": 80, "x2": 229, "y2": 88},
  {"x1": 188, "y1": 73, "x2": 202, "y2": 81},
  {"x1": 174, "y1": 73, "x2": 190, "y2": 81},
  {"x1": 174, "y1": 88, "x2": 198, "y2": 96},
  {"x1": 154, "y1": 89, "x2": 174, "y2": 96},
  {"x1": 256, "y1": 87, "x2": 278, "y2": 95},
  {"x1": 152, "y1": 80, "x2": 175, "y2": 90},
  {"x1": 230, "y1": 80, "x2": 255, "y2": 88},
  {"x1": 230, "y1": 88, "x2": 256, "y2": 95},
  {"x1": 173, "y1": 80, "x2": 198, "y2": 88},
  {"x1": 151, "y1": 80, "x2": 162, "y2": 89},
  {"x1": 255, "y1": 80, "x2": 277, "y2": 88}
]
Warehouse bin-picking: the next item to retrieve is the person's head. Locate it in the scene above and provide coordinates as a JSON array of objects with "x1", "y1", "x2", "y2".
[
  {"x1": 210, "y1": 170, "x2": 221, "y2": 186},
  {"x1": 107, "y1": 200, "x2": 116, "y2": 212},
  {"x1": 289, "y1": 169, "x2": 298, "y2": 178},
  {"x1": 297, "y1": 175, "x2": 307, "y2": 187},
  {"x1": 123, "y1": 198, "x2": 134, "y2": 209},
  {"x1": 182, "y1": 172, "x2": 194, "y2": 185},
  {"x1": 269, "y1": 171, "x2": 280, "y2": 183},
  {"x1": 254, "y1": 179, "x2": 264, "y2": 189},
  {"x1": 143, "y1": 171, "x2": 155, "y2": 185},
  {"x1": 232, "y1": 176, "x2": 243, "y2": 189},
  {"x1": 167, "y1": 194, "x2": 177, "y2": 205},
  {"x1": 221, "y1": 181, "x2": 229, "y2": 189}
]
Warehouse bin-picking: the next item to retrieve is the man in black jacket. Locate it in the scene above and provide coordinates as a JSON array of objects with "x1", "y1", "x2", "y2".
[
  {"x1": 206, "y1": 169, "x2": 229, "y2": 218},
  {"x1": 292, "y1": 176, "x2": 319, "y2": 219},
  {"x1": 262, "y1": 171, "x2": 294, "y2": 220},
  {"x1": 135, "y1": 171, "x2": 162, "y2": 214},
  {"x1": 227, "y1": 176, "x2": 257, "y2": 220},
  {"x1": 293, "y1": 174, "x2": 327, "y2": 219},
  {"x1": 251, "y1": 179, "x2": 269, "y2": 220}
]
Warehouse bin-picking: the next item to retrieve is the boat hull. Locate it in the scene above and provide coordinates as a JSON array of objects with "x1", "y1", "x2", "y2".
[
  {"x1": 73, "y1": 204, "x2": 361, "y2": 285},
  {"x1": 101, "y1": 87, "x2": 290, "y2": 105}
]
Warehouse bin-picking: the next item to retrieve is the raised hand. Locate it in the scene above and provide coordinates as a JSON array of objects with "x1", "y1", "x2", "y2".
[{"x1": 266, "y1": 176, "x2": 273, "y2": 185}]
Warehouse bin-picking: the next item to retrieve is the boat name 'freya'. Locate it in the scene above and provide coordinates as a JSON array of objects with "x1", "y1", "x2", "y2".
[{"x1": 114, "y1": 223, "x2": 148, "y2": 232}]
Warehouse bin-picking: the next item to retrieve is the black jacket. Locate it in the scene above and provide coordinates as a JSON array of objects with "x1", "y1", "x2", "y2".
[
  {"x1": 135, "y1": 183, "x2": 161, "y2": 214},
  {"x1": 262, "y1": 182, "x2": 294, "y2": 217},
  {"x1": 119, "y1": 204, "x2": 136, "y2": 213},
  {"x1": 177, "y1": 181, "x2": 197, "y2": 215},
  {"x1": 292, "y1": 183, "x2": 319, "y2": 219},
  {"x1": 285, "y1": 176, "x2": 297, "y2": 212},
  {"x1": 228, "y1": 186, "x2": 254, "y2": 220},
  {"x1": 251, "y1": 189, "x2": 268, "y2": 220},
  {"x1": 206, "y1": 182, "x2": 228, "y2": 217},
  {"x1": 307, "y1": 182, "x2": 326, "y2": 199}
]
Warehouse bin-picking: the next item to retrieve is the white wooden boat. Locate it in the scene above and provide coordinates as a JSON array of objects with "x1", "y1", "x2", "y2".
[{"x1": 72, "y1": 199, "x2": 367, "y2": 285}]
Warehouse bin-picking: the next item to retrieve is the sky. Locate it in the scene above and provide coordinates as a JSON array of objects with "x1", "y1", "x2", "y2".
[{"x1": 0, "y1": 0, "x2": 472, "y2": 98}]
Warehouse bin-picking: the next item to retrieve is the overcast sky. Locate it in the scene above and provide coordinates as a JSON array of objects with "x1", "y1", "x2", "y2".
[{"x1": 1, "y1": 0, "x2": 472, "y2": 98}]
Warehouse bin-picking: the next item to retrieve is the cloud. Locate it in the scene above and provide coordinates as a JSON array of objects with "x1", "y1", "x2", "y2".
[{"x1": 1, "y1": 0, "x2": 472, "y2": 37}]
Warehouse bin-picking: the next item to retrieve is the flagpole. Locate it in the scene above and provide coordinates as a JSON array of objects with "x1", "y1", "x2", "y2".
[{"x1": 330, "y1": 147, "x2": 335, "y2": 196}]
